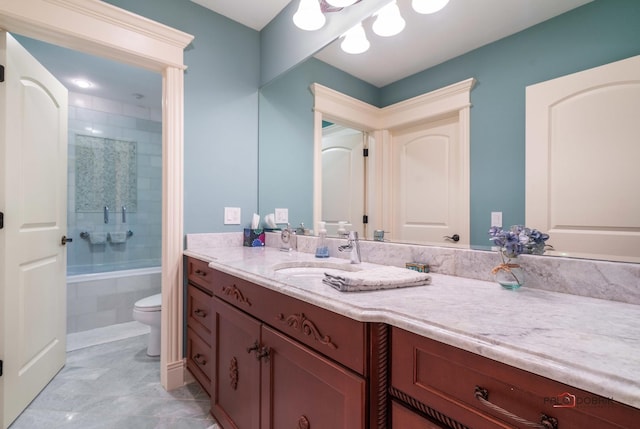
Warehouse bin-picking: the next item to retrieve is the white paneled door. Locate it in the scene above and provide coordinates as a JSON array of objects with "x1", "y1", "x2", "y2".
[
  {"x1": 0, "y1": 32, "x2": 68, "y2": 428},
  {"x1": 391, "y1": 116, "x2": 467, "y2": 245},
  {"x1": 526, "y1": 55, "x2": 640, "y2": 262},
  {"x1": 322, "y1": 125, "x2": 365, "y2": 237}
]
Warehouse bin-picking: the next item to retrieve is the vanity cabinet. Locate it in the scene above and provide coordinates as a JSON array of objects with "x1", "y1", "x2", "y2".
[
  {"x1": 390, "y1": 326, "x2": 639, "y2": 429},
  {"x1": 187, "y1": 260, "x2": 384, "y2": 429},
  {"x1": 185, "y1": 257, "x2": 215, "y2": 395},
  {"x1": 212, "y1": 296, "x2": 365, "y2": 429}
]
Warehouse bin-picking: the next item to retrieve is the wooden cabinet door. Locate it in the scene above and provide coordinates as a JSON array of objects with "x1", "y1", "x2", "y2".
[
  {"x1": 211, "y1": 298, "x2": 261, "y2": 429},
  {"x1": 260, "y1": 325, "x2": 366, "y2": 429}
]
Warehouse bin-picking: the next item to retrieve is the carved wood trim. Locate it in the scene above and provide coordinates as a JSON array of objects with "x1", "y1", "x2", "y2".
[
  {"x1": 389, "y1": 386, "x2": 470, "y2": 429},
  {"x1": 222, "y1": 284, "x2": 252, "y2": 306},
  {"x1": 275, "y1": 312, "x2": 338, "y2": 350},
  {"x1": 229, "y1": 357, "x2": 238, "y2": 390},
  {"x1": 297, "y1": 415, "x2": 310, "y2": 429},
  {"x1": 375, "y1": 323, "x2": 389, "y2": 429}
]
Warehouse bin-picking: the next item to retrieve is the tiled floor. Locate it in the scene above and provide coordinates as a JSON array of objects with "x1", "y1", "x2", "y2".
[{"x1": 10, "y1": 325, "x2": 219, "y2": 429}]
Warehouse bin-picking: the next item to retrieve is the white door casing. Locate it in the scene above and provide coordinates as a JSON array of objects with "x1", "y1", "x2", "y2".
[
  {"x1": 526, "y1": 55, "x2": 640, "y2": 263},
  {"x1": 322, "y1": 125, "x2": 365, "y2": 237},
  {"x1": 0, "y1": 32, "x2": 68, "y2": 428},
  {"x1": 390, "y1": 115, "x2": 464, "y2": 244},
  {"x1": 0, "y1": 0, "x2": 194, "y2": 419}
]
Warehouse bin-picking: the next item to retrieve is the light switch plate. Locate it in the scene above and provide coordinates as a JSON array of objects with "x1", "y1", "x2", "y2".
[
  {"x1": 224, "y1": 207, "x2": 241, "y2": 225},
  {"x1": 491, "y1": 211, "x2": 502, "y2": 228},
  {"x1": 274, "y1": 208, "x2": 288, "y2": 224}
]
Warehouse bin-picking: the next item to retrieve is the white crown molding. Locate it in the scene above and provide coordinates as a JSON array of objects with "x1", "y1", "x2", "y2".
[{"x1": 0, "y1": 0, "x2": 193, "y2": 71}]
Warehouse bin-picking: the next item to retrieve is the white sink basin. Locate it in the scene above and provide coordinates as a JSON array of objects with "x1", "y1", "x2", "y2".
[{"x1": 272, "y1": 261, "x2": 361, "y2": 278}]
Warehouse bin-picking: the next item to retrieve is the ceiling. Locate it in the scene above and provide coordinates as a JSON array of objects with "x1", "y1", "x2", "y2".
[
  {"x1": 17, "y1": 0, "x2": 592, "y2": 109},
  {"x1": 194, "y1": 0, "x2": 593, "y2": 87}
]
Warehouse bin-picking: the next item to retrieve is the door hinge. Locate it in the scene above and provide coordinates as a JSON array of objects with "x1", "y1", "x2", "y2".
[
  {"x1": 0, "y1": 359, "x2": 3, "y2": 377},
  {"x1": 363, "y1": 215, "x2": 368, "y2": 224},
  {"x1": 363, "y1": 148, "x2": 369, "y2": 157},
  {"x1": 0, "y1": 212, "x2": 3, "y2": 229},
  {"x1": 0, "y1": 65, "x2": 4, "y2": 83}
]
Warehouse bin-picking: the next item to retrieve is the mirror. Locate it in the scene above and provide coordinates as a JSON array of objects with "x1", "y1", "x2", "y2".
[{"x1": 258, "y1": 0, "x2": 640, "y2": 263}]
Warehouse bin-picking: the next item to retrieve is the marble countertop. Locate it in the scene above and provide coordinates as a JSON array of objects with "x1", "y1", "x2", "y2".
[{"x1": 184, "y1": 246, "x2": 640, "y2": 409}]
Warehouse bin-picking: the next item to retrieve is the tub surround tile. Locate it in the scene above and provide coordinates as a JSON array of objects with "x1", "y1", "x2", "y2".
[{"x1": 183, "y1": 245, "x2": 640, "y2": 409}]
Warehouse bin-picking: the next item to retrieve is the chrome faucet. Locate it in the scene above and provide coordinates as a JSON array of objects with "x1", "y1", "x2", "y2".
[
  {"x1": 280, "y1": 223, "x2": 297, "y2": 252},
  {"x1": 338, "y1": 231, "x2": 361, "y2": 264}
]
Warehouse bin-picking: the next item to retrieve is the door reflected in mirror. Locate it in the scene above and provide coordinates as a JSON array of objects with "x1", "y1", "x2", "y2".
[{"x1": 321, "y1": 123, "x2": 366, "y2": 238}]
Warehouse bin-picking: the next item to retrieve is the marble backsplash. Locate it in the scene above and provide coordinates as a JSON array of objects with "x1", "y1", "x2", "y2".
[{"x1": 186, "y1": 232, "x2": 640, "y2": 305}]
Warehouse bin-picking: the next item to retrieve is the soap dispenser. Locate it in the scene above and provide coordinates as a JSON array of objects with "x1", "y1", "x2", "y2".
[{"x1": 315, "y1": 221, "x2": 329, "y2": 258}]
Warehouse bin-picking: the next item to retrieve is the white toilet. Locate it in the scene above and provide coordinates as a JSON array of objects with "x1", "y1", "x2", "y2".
[{"x1": 133, "y1": 293, "x2": 162, "y2": 356}]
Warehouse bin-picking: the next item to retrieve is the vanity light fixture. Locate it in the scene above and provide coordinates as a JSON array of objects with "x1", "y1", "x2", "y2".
[
  {"x1": 293, "y1": 0, "x2": 326, "y2": 31},
  {"x1": 340, "y1": 22, "x2": 370, "y2": 54},
  {"x1": 412, "y1": 0, "x2": 450, "y2": 14},
  {"x1": 372, "y1": 0, "x2": 405, "y2": 37},
  {"x1": 325, "y1": 0, "x2": 358, "y2": 7}
]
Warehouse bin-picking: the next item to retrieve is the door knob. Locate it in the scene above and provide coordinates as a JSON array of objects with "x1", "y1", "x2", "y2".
[
  {"x1": 61, "y1": 235, "x2": 73, "y2": 245},
  {"x1": 443, "y1": 234, "x2": 460, "y2": 242}
]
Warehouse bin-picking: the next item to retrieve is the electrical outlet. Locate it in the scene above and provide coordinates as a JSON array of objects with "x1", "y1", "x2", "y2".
[
  {"x1": 274, "y1": 208, "x2": 288, "y2": 224},
  {"x1": 224, "y1": 207, "x2": 241, "y2": 225},
  {"x1": 491, "y1": 211, "x2": 502, "y2": 227}
]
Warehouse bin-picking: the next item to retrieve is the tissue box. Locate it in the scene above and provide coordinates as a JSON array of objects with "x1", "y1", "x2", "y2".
[{"x1": 243, "y1": 228, "x2": 265, "y2": 247}]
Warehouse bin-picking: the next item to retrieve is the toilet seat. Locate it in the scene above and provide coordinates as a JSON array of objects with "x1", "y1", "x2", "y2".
[{"x1": 134, "y1": 293, "x2": 161, "y2": 312}]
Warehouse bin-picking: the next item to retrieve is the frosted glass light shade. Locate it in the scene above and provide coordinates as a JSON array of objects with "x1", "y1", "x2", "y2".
[
  {"x1": 326, "y1": 0, "x2": 358, "y2": 7},
  {"x1": 293, "y1": 0, "x2": 326, "y2": 31},
  {"x1": 372, "y1": 1, "x2": 405, "y2": 37},
  {"x1": 412, "y1": 0, "x2": 450, "y2": 14},
  {"x1": 341, "y1": 23, "x2": 370, "y2": 54}
]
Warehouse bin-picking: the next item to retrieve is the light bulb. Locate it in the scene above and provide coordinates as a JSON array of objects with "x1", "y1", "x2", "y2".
[
  {"x1": 326, "y1": 0, "x2": 358, "y2": 7},
  {"x1": 372, "y1": 1, "x2": 405, "y2": 37},
  {"x1": 293, "y1": 0, "x2": 326, "y2": 31},
  {"x1": 412, "y1": 0, "x2": 450, "y2": 14},
  {"x1": 341, "y1": 23, "x2": 370, "y2": 54}
]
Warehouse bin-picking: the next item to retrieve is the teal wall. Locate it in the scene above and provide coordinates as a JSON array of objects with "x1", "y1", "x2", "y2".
[
  {"x1": 380, "y1": 0, "x2": 640, "y2": 246},
  {"x1": 258, "y1": 58, "x2": 378, "y2": 227},
  {"x1": 106, "y1": 0, "x2": 640, "y2": 245},
  {"x1": 259, "y1": 0, "x2": 640, "y2": 245},
  {"x1": 105, "y1": 0, "x2": 260, "y2": 235}
]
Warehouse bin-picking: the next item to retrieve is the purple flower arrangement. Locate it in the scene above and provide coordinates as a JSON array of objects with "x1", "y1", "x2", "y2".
[{"x1": 488, "y1": 225, "x2": 550, "y2": 258}]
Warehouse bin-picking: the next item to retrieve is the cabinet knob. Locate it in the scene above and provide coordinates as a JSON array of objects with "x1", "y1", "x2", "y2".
[
  {"x1": 256, "y1": 346, "x2": 271, "y2": 362},
  {"x1": 474, "y1": 386, "x2": 558, "y2": 429},
  {"x1": 246, "y1": 340, "x2": 260, "y2": 354},
  {"x1": 194, "y1": 269, "x2": 207, "y2": 277},
  {"x1": 193, "y1": 353, "x2": 207, "y2": 366},
  {"x1": 194, "y1": 309, "x2": 207, "y2": 318}
]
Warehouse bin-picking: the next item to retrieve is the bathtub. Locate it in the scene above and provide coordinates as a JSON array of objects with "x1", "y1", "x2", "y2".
[{"x1": 67, "y1": 266, "x2": 162, "y2": 334}]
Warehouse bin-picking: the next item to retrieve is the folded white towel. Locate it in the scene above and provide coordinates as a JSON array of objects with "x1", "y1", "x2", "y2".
[
  {"x1": 109, "y1": 231, "x2": 127, "y2": 244},
  {"x1": 89, "y1": 232, "x2": 107, "y2": 245},
  {"x1": 323, "y1": 266, "x2": 431, "y2": 292}
]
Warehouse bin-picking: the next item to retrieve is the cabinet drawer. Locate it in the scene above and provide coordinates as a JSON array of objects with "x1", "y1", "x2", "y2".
[
  {"x1": 187, "y1": 257, "x2": 214, "y2": 294},
  {"x1": 211, "y1": 268, "x2": 367, "y2": 375},
  {"x1": 187, "y1": 284, "x2": 213, "y2": 341},
  {"x1": 391, "y1": 327, "x2": 639, "y2": 429},
  {"x1": 186, "y1": 326, "x2": 212, "y2": 396}
]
